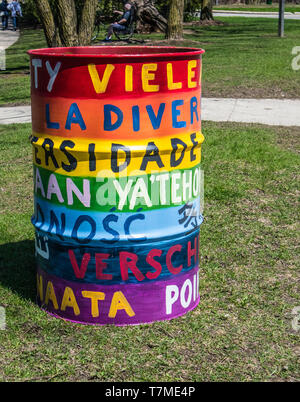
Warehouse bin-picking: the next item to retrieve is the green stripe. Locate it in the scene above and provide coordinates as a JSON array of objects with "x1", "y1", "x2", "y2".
[{"x1": 33, "y1": 165, "x2": 202, "y2": 213}]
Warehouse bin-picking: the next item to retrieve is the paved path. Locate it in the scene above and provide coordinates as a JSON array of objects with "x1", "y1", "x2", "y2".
[
  {"x1": 1, "y1": 98, "x2": 299, "y2": 126},
  {"x1": 0, "y1": 105, "x2": 31, "y2": 125},
  {"x1": 0, "y1": 24, "x2": 19, "y2": 70},
  {"x1": 0, "y1": 26, "x2": 19, "y2": 50},
  {"x1": 202, "y1": 98, "x2": 300, "y2": 126},
  {"x1": 212, "y1": 10, "x2": 300, "y2": 20}
]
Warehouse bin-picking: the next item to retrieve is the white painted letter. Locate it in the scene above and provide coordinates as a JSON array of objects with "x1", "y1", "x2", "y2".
[
  {"x1": 47, "y1": 173, "x2": 64, "y2": 203},
  {"x1": 46, "y1": 61, "x2": 62, "y2": 92},
  {"x1": 32, "y1": 58, "x2": 42, "y2": 89},
  {"x1": 66, "y1": 178, "x2": 90, "y2": 207},
  {"x1": 183, "y1": 170, "x2": 192, "y2": 202},
  {"x1": 166, "y1": 285, "x2": 179, "y2": 315},
  {"x1": 35, "y1": 167, "x2": 45, "y2": 197},
  {"x1": 113, "y1": 179, "x2": 133, "y2": 210},
  {"x1": 129, "y1": 178, "x2": 152, "y2": 210},
  {"x1": 171, "y1": 172, "x2": 182, "y2": 204},
  {"x1": 180, "y1": 279, "x2": 192, "y2": 308},
  {"x1": 156, "y1": 173, "x2": 170, "y2": 205},
  {"x1": 291, "y1": 46, "x2": 300, "y2": 71}
]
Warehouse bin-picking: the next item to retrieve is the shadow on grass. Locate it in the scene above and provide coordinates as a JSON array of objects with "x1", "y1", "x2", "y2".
[{"x1": 0, "y1": 240, "x2": 36, "y2": 302}]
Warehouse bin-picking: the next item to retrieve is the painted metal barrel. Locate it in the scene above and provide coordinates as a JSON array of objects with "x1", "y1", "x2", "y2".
[{"x1": 28, "y1": 46, "x2": 205, "y2": 326}]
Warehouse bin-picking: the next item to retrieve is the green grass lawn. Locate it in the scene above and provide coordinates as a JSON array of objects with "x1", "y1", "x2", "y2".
[
  {"x1": 0, "y1": 122, "x2": 299, "y2": 381},
  {"x1": 1, "y1": 17, "x2": 300, "y2": 105},
  {"x1": 0, "y1": 28, "x2": 46, "y2": 106},
  {"x1": 185, "y1": 17, "x2": 300, "y2": 98}
]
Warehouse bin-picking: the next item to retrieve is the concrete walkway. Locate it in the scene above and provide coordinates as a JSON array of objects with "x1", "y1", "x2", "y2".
[
  {"x1": 0, "y1": 105, "x2": 31, "y2": 125},
  {"x1": 0, "y1": 26, "x2": 19, "y2": 50},
  {"x1": 0, "y1": 98, "x2": 299, "y2": 126},
  {"x1": 202, "y1": 98, "x2": 300, "y2": 126},
  {"x1": 213, "y1": 10, "x2": 300, "y2": 20},
  {"x1": 0, "y1": 24, "x2": 19, "y2": 70}
]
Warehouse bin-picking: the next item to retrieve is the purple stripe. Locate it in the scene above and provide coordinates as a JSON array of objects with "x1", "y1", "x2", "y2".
[{"x1": 37, "y1": 266, "x2": 200, "y2": 326}]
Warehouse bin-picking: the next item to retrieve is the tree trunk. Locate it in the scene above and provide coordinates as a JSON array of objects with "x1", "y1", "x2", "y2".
[
  {"x1": 35, "y1": 0, "x2": 99, "y2": 47},
  {"x1": 56, "y1": 0, "x2": 79, "y2": 46},
  {"x1": 78, "y1": 0, "x2": 99, "y2": 45},
  {"x1": 35, "y1": 0, "x2": 61, "y2": 47},
  {"x1": 166, "y1": 0, "x2": 184, "y2": 40},
  {"x1": 200, "y1": 0, "x2": 214, "y2": 21},
  {"x1": 134, "y1": 0, "x2": 167, "y2": 33}
]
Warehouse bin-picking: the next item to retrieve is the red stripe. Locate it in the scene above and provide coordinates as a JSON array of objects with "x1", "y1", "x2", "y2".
[{"x1": 30, "y1": 57, "x2": 202, "y2": 99}]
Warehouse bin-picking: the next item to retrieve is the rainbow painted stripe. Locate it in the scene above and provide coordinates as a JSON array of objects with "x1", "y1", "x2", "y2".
[
  {"x1": 29, "y1": 46, "x2": 205, "y2": 325},
  {"x1": 31, "y1": 131, "x2": 204, "y2": 177},
  {"x1": 37, "y1": 265, "x2": 200, "y2": 326},
  {"x1": 33, "y1": 165, "x2": 203, "y2": 212}
]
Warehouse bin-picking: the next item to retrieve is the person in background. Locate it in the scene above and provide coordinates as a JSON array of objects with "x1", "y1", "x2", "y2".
[
  {"x1": 7, "y1": 0, "x2": 22, "y2": 31},
  {"x1": 0, "y1": 0, "x2": 8, "y2": 30},
  {"x1": 103, "y1": 2, "x2": 132, "y2": 42}
]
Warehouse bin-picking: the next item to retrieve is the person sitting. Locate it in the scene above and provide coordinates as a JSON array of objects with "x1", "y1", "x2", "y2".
[{"x1": 103, "y1": 2, "x2": 132, "y2": 42}]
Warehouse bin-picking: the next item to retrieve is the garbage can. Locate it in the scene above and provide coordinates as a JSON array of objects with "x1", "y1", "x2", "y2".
[{"x1": 28, "y1": 46, "x2": 205, "y2": 326}]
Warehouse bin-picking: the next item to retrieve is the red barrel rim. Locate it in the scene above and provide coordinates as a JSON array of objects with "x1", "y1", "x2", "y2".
[{"x1": 28, "y1": 46, "x2": 205, "y2": 59}]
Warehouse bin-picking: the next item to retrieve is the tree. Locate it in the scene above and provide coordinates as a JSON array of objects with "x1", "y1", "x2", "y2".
[
  {"x1": 166, "y1": 0, "x2": 184, "y2": 40},
  {"x1": 200, "y1": 0, "x2": 214, "y2": 21},
  {"x1": 133, "y1": 0, "x2": 168, "y2": 33},
  {"x1": 181, "y1": 0, "x2": 214, "y2": 23},
  {"x1": 35, "y1": 0, "x2": 99, "y2": 47}
]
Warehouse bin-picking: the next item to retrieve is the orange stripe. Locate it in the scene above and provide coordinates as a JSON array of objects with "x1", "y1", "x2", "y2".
[{"x1": 31, "y1": 91, "x2": 202, "y2": 140}]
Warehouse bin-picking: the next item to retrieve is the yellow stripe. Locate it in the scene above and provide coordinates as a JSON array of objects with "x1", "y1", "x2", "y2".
[{"x1": 31, "y1": 131, "x2": 204, "y2": 178}]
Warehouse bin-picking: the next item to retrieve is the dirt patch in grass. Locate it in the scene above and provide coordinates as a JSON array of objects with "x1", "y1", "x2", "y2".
[
  {"x1": 185, "y1": 19, "x2": 227, "y2": 27},
  {"x1": 274, "y1": 126, "x2": 300, "y2": 154},
  {"x1": 183, "y1": 29, "x2": 196, "y2": 35},
  {"x1": 0, "y1": 100, "x2": 31, "y2": 107},
  {"x1": 202, "y1": 82, "x2": 300, "y2": 99},
  {"x1": 144, "y1": 38, "x2": 204, "y2": 47}
]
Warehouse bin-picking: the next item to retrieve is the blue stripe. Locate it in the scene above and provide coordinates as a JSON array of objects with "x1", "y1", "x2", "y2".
[
  {"x1": 35, "y1": 229, "x2": 200, "y2": 285},
  {"x1": 32, "y1": 197, "x2": 203, "y2": 245}
]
